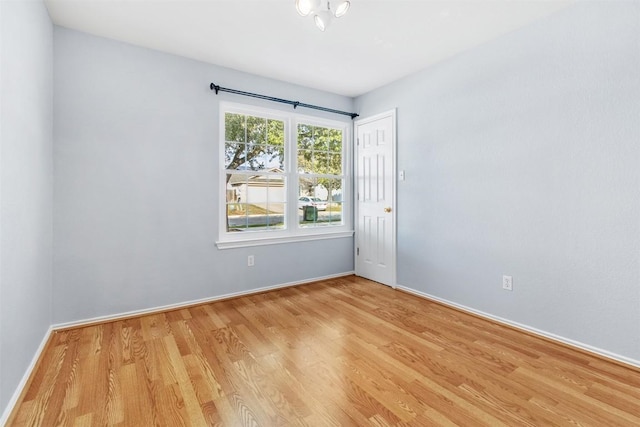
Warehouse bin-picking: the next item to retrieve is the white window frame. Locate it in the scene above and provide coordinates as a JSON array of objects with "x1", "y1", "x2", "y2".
[{"x1": 216, "y1": 102, "x2": 353, "y2": 249}]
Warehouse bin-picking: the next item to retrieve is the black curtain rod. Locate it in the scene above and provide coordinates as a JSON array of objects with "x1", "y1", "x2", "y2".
[{"x1": 210, "y1": 83, "x2": 359, "y2": 120}]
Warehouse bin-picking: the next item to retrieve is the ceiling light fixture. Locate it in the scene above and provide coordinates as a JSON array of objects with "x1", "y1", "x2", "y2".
[
  {"x1": 296, "y1": 0, "x2": 351, "y2": 31},
  {"x1": 314, "y1": 10, "x2": 332, "y2": 31},
  {"x1": 296, "y1": 0, "x2": 320, "y2": 17}
]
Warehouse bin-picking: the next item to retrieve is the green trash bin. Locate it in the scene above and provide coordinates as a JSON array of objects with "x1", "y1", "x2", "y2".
[{"x1": 303, "y1": 205, "x2": 318, "y2": 221}]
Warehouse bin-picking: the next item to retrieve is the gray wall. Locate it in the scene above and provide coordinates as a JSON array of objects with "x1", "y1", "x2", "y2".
[
  {"x1": 0, "y1": 0, "x2": 53, "y2": 414},
  {"x1": 53, "y1": 27, "x2": 354, "y2": 324},
  {"x1": 355, "y1": 1, "x2": 640, "y2": 362}
]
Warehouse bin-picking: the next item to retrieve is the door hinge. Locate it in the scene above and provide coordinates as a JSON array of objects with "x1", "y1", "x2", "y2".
[
  {"x1": 357, "y1": 138, "x2": 360, "y2": 146},
  {"x1": 357, "y1": 247, "x2": 359, "y2": 256}
]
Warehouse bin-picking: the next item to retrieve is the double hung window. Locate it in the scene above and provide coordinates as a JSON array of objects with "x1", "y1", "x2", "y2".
[{"x1": 218, "y1": 102, "x2": 352, "y2": 248}]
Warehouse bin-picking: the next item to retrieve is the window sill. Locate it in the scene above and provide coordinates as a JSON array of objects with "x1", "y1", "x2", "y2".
[{"x1": 216, "y1": 230, "x2": 354, "y2": 249}]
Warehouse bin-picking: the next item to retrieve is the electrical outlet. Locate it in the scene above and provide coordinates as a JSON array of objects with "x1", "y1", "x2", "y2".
[
  {"x1": 247, "y1": 255, "x2": 255, "y2": 267},
  {"x1": 502, "y1": 275, "x2": 513, "y2": 291}
]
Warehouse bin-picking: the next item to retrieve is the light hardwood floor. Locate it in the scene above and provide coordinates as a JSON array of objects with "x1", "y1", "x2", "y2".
[{"x1": 7, "y1": 275, "x2": 640, "y2": 426}]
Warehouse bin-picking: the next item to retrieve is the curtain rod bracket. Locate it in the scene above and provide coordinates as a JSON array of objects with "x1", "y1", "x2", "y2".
[{"x1": 209, "y1": 82, "x2": 358, "y2": 120}]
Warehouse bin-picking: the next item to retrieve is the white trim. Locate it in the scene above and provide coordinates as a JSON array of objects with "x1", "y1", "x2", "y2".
[
  {"x1": 397, "y1": 284, "x2": 640, "y2": 370},
  {"x1": 52, "y1": 271, "x2": 354, "y2": 330},
  {"x1": 0, "y1": 326, "x2": 54, "y2": 425},
  {"x1": 216, "y1": 230, "x2": 353, "y2": 249}
]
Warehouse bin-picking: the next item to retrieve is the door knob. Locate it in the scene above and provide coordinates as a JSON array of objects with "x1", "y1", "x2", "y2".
[{"x1": 384, "y1": 207, "x2": 392, "y2": 213}]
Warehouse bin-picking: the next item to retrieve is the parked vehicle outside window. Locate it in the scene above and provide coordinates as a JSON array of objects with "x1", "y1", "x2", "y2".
[{"x1": 298, "y1": 196, "x2": 327, "y2": 211}]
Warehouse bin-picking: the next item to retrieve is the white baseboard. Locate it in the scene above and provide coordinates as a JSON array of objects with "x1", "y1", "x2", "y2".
[
  {"x1": 52, "y1": 271, "x2": 355, "y2": 330},
  {"x1": 0, "y1": 326, "x2": 53, "y2": 426},
  {"x1": 396, "y1": 284, "x2": 640, "y2": 370}
]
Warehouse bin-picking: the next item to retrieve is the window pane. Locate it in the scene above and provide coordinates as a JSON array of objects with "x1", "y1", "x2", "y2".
[
  {"x1": 267, "y1": 144, "x2": 285, "y2": 170},
  {"x1": 328, "y1": 153, "x2": 342, "y2": 175},
  {"x1": 329, "y1": 130, "x2": 342, "y2": 152},
  {"x1": 298, "y1": 176, "x2": 316, "y2": 199},
  {"x1": 226, "y1": 173, "x2": 246, "y2": 231},
  {"x1": 227, "y1": 204, "x2": 249, "y2": 232},
  {"x1": 298, "y1": 149, "x2": 313, "y2": 174},
  {"x1": 225, "y1": 142, "x2": 246, "y2": 170},
  {"x1": 314, "y1": 151, "x2": 329, "y2": 173},
  {"x1": 313, "y1": 127, "x2": 330, "y2": 152},
  {"x1": 225, "y1": 113, "x2": 245, "y2": 142},
  {"x1": 268, "y1": 120, "x2": 285, "y2": 146},
  {"x1": 297, "y1": 124, "x2": 313, "y2": 150},
  {"x1": 266, "y1": 119, "x2": 285, "y2": 170},
  {"x1": 246, "y1": 115, "x2": 266, "y2": 145}
]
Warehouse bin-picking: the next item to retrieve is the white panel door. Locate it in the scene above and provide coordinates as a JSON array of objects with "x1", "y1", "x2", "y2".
[{"x1": 355, "y1": 111, "x2": 396, "y2": 287}]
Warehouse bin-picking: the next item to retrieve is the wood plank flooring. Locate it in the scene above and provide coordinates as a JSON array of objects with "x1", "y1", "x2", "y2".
[{"x1": 7, "y1": 275, "x2": 640, "y2": 426}]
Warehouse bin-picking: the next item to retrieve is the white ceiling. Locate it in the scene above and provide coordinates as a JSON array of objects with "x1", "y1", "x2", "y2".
[{"x1": 45, "y1": 0, "x2": 574, "y2": 97}]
